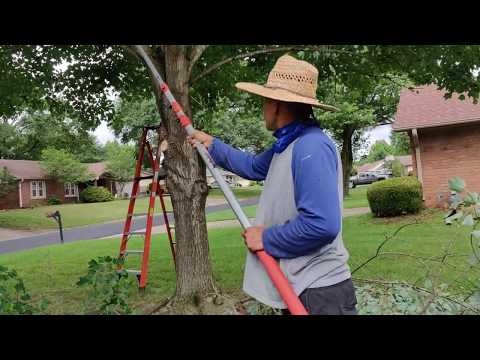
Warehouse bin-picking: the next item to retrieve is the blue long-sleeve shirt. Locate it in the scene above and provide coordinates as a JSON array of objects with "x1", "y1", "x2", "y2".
[{"x1": 208, "y1": 126, "x2": 341, "y2": 258}]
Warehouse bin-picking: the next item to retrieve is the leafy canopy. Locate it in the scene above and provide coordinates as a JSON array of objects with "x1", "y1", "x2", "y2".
[{"x1": 40, "y1": 148, "x2": 93, "y2": 183}]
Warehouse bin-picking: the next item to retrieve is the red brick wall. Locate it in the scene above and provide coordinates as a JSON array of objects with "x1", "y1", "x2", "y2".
[
  {"x1": 22, "y1": 180, "x2": 77, "y2": 208},
  {"x1": 417, "y1": 123, "x2": 480, "y2": 208},
  {"x1": 0, "y1": 181, "x2": 20, "y2": 210}
]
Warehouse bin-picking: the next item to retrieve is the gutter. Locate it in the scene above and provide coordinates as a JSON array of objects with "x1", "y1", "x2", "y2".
[
  {"x1": 18, "y1": 178, "x2": 24, "y2": 208},
  {"x1": 411, "y1": 128, "x2": 426, "y2": 201}
]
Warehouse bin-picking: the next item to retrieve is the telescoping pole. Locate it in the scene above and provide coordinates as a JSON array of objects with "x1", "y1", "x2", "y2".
[{"x1": 133, "y1": 45, "x2": 308, "y2": 315}]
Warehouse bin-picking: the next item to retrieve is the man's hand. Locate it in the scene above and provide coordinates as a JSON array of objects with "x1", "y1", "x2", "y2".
[
  {"x1": 187, "y1": 130, "x2": 213, "y2": 149},
  {"x1": 241, "y1": 226, "x2": 265, "y2": 253}
]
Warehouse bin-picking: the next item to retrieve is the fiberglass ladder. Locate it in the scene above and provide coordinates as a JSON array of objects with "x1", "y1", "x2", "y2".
[{"x1": 118, "y1": 126, "x2": 176, "y2": 289}]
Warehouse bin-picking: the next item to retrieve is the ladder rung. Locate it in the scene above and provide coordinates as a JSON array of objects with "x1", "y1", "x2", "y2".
[
  {"x1": 162, "y1": 193, "x2": 172, "y2": 197},
  {"x1": 127, "y1": 213, "x2": 148, "y2": 217},
  {"x1": 125, "y1": 250, "x2": 144, "y2": 255},
  {"x1": 135, "y1": 175, "x2": 154, "y2": 181},
  {"x1": 144, "y1": 125, "x2": 161, "y2": 130}
]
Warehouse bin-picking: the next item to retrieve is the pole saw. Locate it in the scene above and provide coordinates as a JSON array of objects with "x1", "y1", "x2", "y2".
[{"x1": 133, "y1": 45, "x2": 308, "y2": 315}]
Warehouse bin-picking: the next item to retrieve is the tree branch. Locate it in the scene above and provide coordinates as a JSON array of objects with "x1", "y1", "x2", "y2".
[
  {"x1": 353, "y1": 278, "x2": 480, "y2": 314},
  {"x1": 190, "y1": 45, "x2": 332, "y2": 85},
  {"x1": 351, "y1": 220, "x2": 420, "y2": 275},
  {"x1": 187, "y1": 45, "x2": 208, "y2": 78}
]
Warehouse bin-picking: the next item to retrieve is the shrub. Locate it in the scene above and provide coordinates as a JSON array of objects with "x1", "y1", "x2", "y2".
[
  {"x1": 80, "y1": 186, "x2": 114, "y2": 203},
  {"x1": 0, "y1": 265, "x2": 48, "y2": 314},
  {"x1": 76, "y1": 256, "x2": 135, "y2": 315},
  {"x1": 367, "y1": 177, "x2": 423, "y2": 217},
  {"x1": 47, "y1": 196, "x2": 62, "y2": 205}
]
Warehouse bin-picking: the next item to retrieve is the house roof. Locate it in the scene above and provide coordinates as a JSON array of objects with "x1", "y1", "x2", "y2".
[
  {"x1": 393, "y1": 85, "x2": 480, "y2": 131},
  {"x1": 395, "y1": 155, "x2": 412, "y2": 167},
  {"x1": 0, "y1": 159, "x2": 110, "y2": 180},
  {"x1": 357, "y1": 155, "x2": 412, "y2": 173},
  {"x1": 357, "y1": 161, "x2": 383, "y2": 173}
]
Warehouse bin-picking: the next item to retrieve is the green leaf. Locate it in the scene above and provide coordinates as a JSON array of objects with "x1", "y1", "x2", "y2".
[
  {"x1": 464, "y1": 192, "x2": 479, "y2": 206},
  {"x1": 448, "y1": 177, "x2": 465, "y2": 193}
]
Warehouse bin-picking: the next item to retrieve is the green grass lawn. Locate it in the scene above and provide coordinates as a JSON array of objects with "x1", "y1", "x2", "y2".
[
  {"x1": 0, "y1": 197, "x2": 173, "y2": 230},
  {"x1": 206, "y1": 205, "x2": 257, "y2": 222},
  {"x1": 0, "y1": 208, "x2": 477, "y2": 314},
  {"x1": 344, "y1": 185, "x2": 369, "y2": 209},
  {"x1": 208, "y1": 185, "x2": 263, "y2": 199}
]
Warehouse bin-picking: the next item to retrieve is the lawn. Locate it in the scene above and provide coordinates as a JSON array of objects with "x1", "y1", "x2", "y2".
[
  {"x1": 344, "y1": 185, "x2": 369, "y2": 209},
  {"x1": 208, "y1": 185, "x2": 263, "y2": 199},
  {"x1": 0, "y1": 197, "x2": 173, "y2": 230},
  {"x1": 206, "y1": 205, "x2": 257, "y2": 222},
  {"x1": 0, "y1": 208, "x2": 477, "y2": 314}
]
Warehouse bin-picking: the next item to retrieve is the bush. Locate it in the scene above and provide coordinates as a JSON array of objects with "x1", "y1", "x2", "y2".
[
  {"x1": 0, "y1": 265, "x2": 48, "y2": 314},
  {"x1": 77, "y1": 256, "x2": 135, "y2": 315},
  {"x1": 367, "y1": 177, "x2": 423, "y2": 217},
  {"x1": 80, "y1": 186, "x2": 114, "y2": 203},
  {"x1": 47, "y1": 196, "x2": 62, "y2": 205}
]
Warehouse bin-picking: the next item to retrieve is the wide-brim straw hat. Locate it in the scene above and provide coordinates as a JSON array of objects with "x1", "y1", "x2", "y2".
[{"x1": 235, "y1": 54, "x2": 338, "y2": 112}]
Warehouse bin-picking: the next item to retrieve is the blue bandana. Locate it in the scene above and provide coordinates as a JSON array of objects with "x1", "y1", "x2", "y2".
[{"x1": 272, "y1": 119, "x2": 317, "y2": 154}]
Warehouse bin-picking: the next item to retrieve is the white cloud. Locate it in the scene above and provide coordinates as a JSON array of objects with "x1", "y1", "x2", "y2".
[
  {"x1": 366, "y1": 124, "x2": 392, "y2": 145},
  {"x1": 356, "y1": 124, "x2": 392, "y2": 158},
  {"x1": 91, "y1": 121, "x2": 117, "y2": 145}
]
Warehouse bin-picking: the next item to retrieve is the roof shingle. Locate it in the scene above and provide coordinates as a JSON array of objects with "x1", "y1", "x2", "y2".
[
  {"x1": 0, "y1": 160, "x2": 109, "y2": 180},
  {"x1": 393, "y1": 85, "x2": 480, "y2": 131}
]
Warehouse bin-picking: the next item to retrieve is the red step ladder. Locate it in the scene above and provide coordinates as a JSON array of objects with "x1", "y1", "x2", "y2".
[{"x1": 118, "y1": 126, "x2": 176, "y2": 289}]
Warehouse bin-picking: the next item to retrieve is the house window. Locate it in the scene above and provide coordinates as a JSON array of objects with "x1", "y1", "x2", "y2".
[
  {"x1": 64, "y1": 183, "x2": 78, "y2": 198},
  {"x1": 31, "y1": 180, "x2": 46, "y2": 199}
]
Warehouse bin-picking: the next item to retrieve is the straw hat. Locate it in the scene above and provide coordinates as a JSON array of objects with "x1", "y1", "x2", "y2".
[{"x1": 235, "y1": 54, "x2": 337, "y2": 112}]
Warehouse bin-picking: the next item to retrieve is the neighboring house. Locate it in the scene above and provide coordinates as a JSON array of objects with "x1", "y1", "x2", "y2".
[
  {"x1": 0, "y1": 160, "x2": 116, "y2": 209},
  {"x1": 120, "y1": 170, "x2": 155, "y2": 198},
  {"x1": 357, "y1": 155, "x2": 413, "y2": 175},
  {"x1": 206, "y1": 169, "x2": 251, "y2": 188},
  {"x1": 393, "y1": 84, "x2": 480, "y2": 208}
]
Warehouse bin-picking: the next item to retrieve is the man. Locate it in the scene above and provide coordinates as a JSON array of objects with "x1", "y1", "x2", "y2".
[{"x1": 188, "y1": 54, "x2": 357, "y2": 315}]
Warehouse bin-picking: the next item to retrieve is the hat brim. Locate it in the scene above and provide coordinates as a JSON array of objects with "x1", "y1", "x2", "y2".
[{"x1": 235, "y1": 82, "x2": 338, "y2": 112}]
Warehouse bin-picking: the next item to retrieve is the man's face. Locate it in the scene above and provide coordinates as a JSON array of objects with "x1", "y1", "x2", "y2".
[{"x1": 263, "y1": 98, "x2": 279, "y2": 131}]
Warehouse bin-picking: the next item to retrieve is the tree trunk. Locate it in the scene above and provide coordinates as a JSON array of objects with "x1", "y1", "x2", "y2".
[
  {"x1": 341, "y1": 126, "x2": 354, "y2": 197},
  {"x1": 151, "y1": 46, "x2": 216, "y2": 303}
]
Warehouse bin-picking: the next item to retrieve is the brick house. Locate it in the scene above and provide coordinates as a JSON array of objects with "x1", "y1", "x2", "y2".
[
  {"x1": 0, "y1": 160, "x2": 116, "y2": 209},
  {"x1": 393, "y1": 85, "x2": 480, "y2": 208}
]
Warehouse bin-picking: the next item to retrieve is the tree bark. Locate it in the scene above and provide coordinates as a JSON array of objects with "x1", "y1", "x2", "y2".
[
  {"x1": 341, "y1": 126, "x2": 354, "y2": 197},
  {"x1": 150, "y1": 46, "x2": 216, "y2": 303}
]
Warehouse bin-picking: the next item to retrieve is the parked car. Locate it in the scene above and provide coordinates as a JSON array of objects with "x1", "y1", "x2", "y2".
[{"x1": 351, "y1": 172, "x2": 380, "y2": 188}]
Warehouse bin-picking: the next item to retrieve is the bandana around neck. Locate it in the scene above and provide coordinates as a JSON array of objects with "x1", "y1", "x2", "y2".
[{"x1": 272, "y1": 119, "x2": 317, "y2": 154}]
